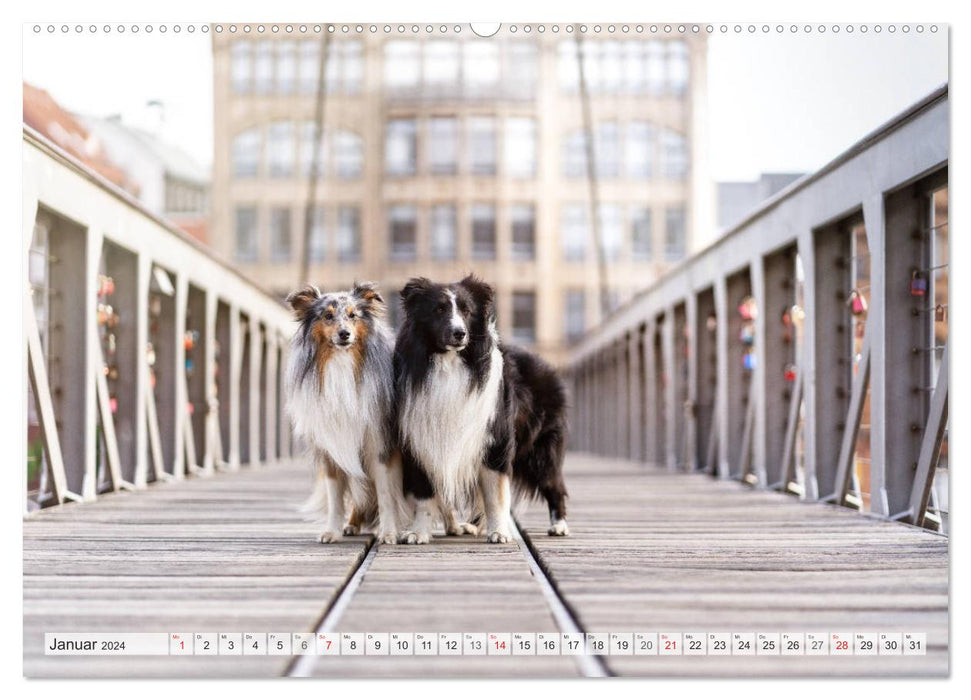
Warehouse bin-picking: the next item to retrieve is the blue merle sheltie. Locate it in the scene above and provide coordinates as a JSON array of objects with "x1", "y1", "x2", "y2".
[
  {"x1": 393, "y1": 275, "x2": 570, "y2": 544},
  {"x1": 284, "y1": 282, "x2": 405, "y2": 545}
]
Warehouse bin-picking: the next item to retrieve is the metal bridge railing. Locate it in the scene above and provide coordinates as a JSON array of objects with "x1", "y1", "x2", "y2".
[
  {"x1": 565, "y1": 85, "x2": 949, "y2": 533},
  {"x1": 23, "y1": 126, "x2": 294, "y2": 513}
]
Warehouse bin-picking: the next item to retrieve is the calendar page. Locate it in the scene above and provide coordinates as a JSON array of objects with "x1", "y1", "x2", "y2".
[{"x1": 19, "y1": 3, "x2": 951, "y2": 686}]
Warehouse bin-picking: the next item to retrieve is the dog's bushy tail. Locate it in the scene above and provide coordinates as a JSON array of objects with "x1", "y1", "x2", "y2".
[{"x1": 297, "y1": 467, "x2": 329, "y2": 519}]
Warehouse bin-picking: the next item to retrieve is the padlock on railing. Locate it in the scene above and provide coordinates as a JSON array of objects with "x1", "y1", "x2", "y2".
[
  {"x1": 783, "y1": 363, "x2": 797, "y2": 382},
  {"x1": 739, "y1": 322, "x2": 755, "y2": 345},
  {"x1": 847, "y1": 289, "x2": 868, "y2": 316},
  {"x1": 743, "y1": 352, "x2": 757, "y2": 370},
  {"x1": 910, "y1": 269, "x2": 928, "y2": 296}
]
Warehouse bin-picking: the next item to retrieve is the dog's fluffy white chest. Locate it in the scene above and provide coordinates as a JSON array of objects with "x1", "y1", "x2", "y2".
[
  {"x1": 289, "y1": 352, "x2": 368, "y2": 479},
  {"x1": 399, "y1": 347, "x2": 503, "y2": 505}
]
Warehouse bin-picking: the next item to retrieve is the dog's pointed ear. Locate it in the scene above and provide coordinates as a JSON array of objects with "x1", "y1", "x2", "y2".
[
  {"x1": 353, "y1": 281, "x2": 385, "y2": 315},
  {"x1": 286, "y1": 286, "x2": 320, "y2": 320},
  {"x1": 458, "y1": 274, "x2": 495, "y2": 312},
  {"x1": 400, "y1": 277, "x2": 433, "y2": 306}
]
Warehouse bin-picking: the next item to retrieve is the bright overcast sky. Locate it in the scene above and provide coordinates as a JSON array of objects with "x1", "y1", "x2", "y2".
[{"x1": 22, "y1": 25, "x2": 949, "y2": 181}]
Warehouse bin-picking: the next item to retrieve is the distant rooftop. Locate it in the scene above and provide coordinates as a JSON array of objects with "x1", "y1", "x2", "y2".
[
  {"x1": 78, "y1": 114, "x2": 210, "y2": 186},
  {"x1": 22, "y1": 82, "x2": 137, "y2": 195}
]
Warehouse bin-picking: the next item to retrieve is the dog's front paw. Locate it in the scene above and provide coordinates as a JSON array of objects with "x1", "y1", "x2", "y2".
[
  {"x1": 342, "y1": 524, "x2": 361, "y2": 536},
  {"x1": 376, "y1": 530, "x2": 398, "y2": 545},
  {"x1": 319, "y1": 531, "x2": 343, "y2": 544},
  {"x1": 446, "y1": 522, "x2": 479, "y2": 536},
  {"x1": 398, "y1": 530, "x2": 430, "y2": 545},
  {"x1": 486, "y1": 530, "x2": 510, "y2": 544},
  {"x1": 548, "y1": 519, "x2": 570, "y2": 537}
]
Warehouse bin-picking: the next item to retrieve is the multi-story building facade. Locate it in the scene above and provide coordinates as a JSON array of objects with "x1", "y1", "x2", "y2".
[{"x1": 211, "y1": 25, "x2": 711, "y2": 363}]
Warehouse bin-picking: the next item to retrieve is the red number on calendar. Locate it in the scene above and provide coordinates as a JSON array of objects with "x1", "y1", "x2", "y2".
[
  {"x1": 836, "y1": 641, "x2": 848, "y2": 650},
  {"x1": 665, "y1": 641, "x2": 676, "y2": 650}
]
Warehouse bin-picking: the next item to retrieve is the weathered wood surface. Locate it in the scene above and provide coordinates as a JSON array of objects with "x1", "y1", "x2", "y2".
[
  {"x1": 24, "y1": 454, "x2": 949, "y2": 678},
  {"x1": 307, "y1": 539, "x2": 577, "y2": 677},
  {"x1": 23, "y1": 461, "x2": 368, "y2": 678},
  {"x1": 518, "y1": 454, "x2": 949, "y2": 676}
]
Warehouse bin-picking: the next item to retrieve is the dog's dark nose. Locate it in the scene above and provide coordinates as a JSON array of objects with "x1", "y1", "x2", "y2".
[
  {"x1": 452, "y1": 328, "x2": 466, "y2": 343},
  {"x1": 338, "y1": 329, "x2": 351, "y2": 342}
]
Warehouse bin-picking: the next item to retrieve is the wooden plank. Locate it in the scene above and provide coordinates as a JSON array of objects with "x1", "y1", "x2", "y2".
[
  {"x1": 23, "y1": 460, "x2": 366, "y2": 678},
  {"x1": 306, "y1": 540, "x2": 578, "y2": 678},
  {"x1": 519, "y1": 455, "x2": 948, "y2": 677}
]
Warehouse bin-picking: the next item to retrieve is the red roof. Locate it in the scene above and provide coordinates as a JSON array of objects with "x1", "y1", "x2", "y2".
[{"x1": 23, "y1": 82, "x2": 139, "y2": 195}]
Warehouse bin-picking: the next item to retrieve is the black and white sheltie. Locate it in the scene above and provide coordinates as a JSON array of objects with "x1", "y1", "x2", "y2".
[
  {"x1": 285, "y1": 282, "x2": 404, "y2": 544},
  {"x1": 393, "y1": 275, "x2": 570, "y2": 544}
]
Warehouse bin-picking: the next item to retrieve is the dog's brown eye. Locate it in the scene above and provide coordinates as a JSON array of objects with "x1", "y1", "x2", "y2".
[
  {"x1": 348, "y1": 311, "x2": 355, "y2": 319},
  {"x1": 324, "y1": 313, "x2": 334, "y2": 321},
  {"x1": 437, "y1": 304, "x2": 447, "y2": 314}
]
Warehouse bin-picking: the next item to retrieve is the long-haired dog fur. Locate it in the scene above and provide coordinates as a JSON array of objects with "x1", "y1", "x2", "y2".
[
  {"x1": 285, "y1": 282, "x2": 404, "y2": 544},
  {"x1": 393, "y1": 275, "x2": 570, "y2": 544}
]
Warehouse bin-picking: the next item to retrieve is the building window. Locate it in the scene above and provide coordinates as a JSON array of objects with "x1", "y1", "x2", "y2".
[
  {"x1": 647, "y1": 41, "x2": 665, "y2": 94},
  {"x1": 468, "y1": 116, "x2": 497, "y2": 175},
  {"x1": 598, "y1": 204, "x2": 623, "y2": 261},
  {"x1": 601, "y1": 41, "x2": 623, "y2": 93},
  {"x1": 631, "y1": 207, "x2": 652, "y2": 260},
  {"x1": 235, "y1": 207, "x2": 258, "y2": 262},
  {"x1": 667, "y1": 41, "x2": 690, "y2": 95},
  {"x1": 595, "y1": 122, "x2": 621, "y2": 178},
  {"x1": 507, "y1": 42, "x2": 538, "y2": 96},
  {"x1": 661, "y1": 128, "x2": 688, "y2": 179},
  {"x1": 384, "y1": 41, "x2": 420, "y2": 90},
  {"x1": 471, "y1": 204, "x2": 497, "y2": 260},
  {"x1": 267, "y1": 122, "x2": 295, "y2": 178},
  {"x1": 562, "y1": 130, "x2": 587, "y2": 178},
  {"x1": 430, "y1": 205, "x2": 457, "y2": 260},
  {"x1": 385, "y1": 119, "x2": 417, "y2": 176},
  {"x1": 428, "y1": 117, "x2": 458, "y2": 175},
  {"x1": 624, "y1": 41, "x2": 649, "y2": 94},
  {"x1": 424, "y1": 40, "x2": 460, "y2": 90},
  {"x1": 337, "y1": 206, "x2": 361, "y2": 261},
  {"x1": 561, "y1": 204, "x2": 588, "y2": 261},
  {"x1": 231, "y1": 40, "x2": 253, "y2": 94},
  {"x1": 557, "y1": 42, "x2": 580, "y2": 93},
  {"x1": 339, "y1": 40, "x2": 364, "y2": 94},
  {"x1": 505, "y1": 117, "x2": 536, "y2": 178},
  {"x1": 334, "y1": 130, "x2": 363, "y2": 179},
  {"x1": 511, "y1": 291, "x2": 537, "y2": 344},
  {"x1": 389, "y1": 205, "x2": 418, "y2": 261},
  {"x1": 464, "y1": 42, "x2": 500, "y2": 96},
  {"x1": 308, "y1": 207, "x2": 326, "y2": 262},
  {"x1": 326, "y1": 40, "x2": 363, "y2": 95},
  {"x1": 269, "y1": 208, "x2": 292, "y2": 262},
  {"x1": 627, "y1": 122, "x2": 655, "y2": 178},
  {"x1": 299, "y1": 40, "x2": 319, "y2": 94},
  {"x1": 300, "y1": 122, "x2": 327, "y2": 177},
  {"x1": 277, "y1": 41, "x2": 297, "y2": 94},
  {"x1": 232, "y1": 128, "x2": 261, "y2": 178},
  {"x1": 664, "y1": 206, "x2": 686, "y2": 261},
  {"x1": 579, "y1": 40, "x2": 602, "y2": 92},
  {"x1": 564, "y1": 289, "x2": 586, "y2": 342},
  {"x1": 511, "y1": 204, "x2": 536, "y2": 260},
  {"x1": 254, "y1": 40, "x2": 274, "y2": 94}
]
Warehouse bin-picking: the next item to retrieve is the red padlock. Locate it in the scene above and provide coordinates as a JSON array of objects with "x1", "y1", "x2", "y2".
[
  {"x1": 910, "y1": 270, "x2": 928, "y2": 297},
  {"x1": 847, "y1": 290, "x2": 868, "y2": 316},
  {"x1": 783, "y1": 363, "x2": 797, "y2": 382}
]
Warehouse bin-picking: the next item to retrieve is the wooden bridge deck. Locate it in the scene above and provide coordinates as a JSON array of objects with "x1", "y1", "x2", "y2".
[{"x1": 23, "y1": 454, "x2": 948, "y2": 678}]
